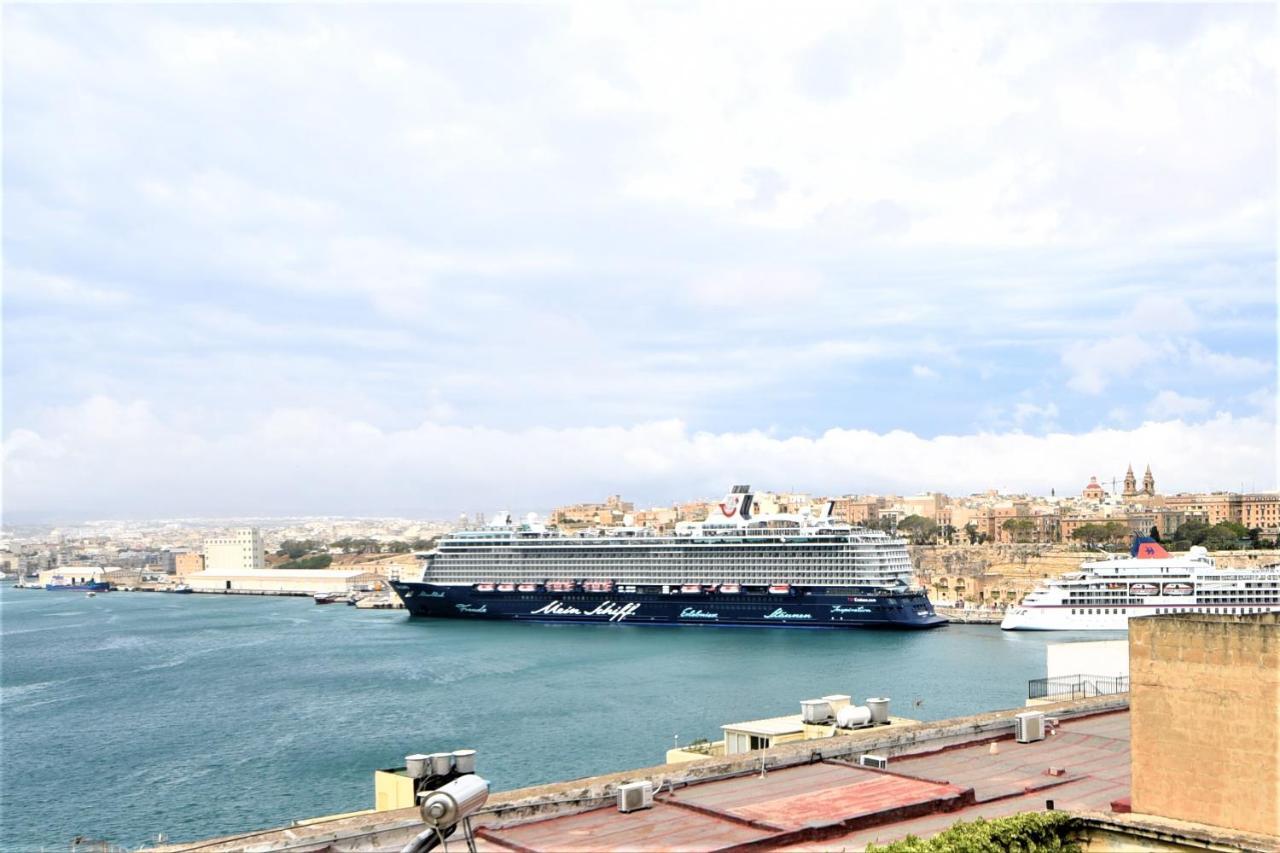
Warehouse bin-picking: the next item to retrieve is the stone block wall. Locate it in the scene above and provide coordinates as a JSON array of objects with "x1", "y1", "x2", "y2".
[{"x1": 1129, "y1": 613, "x2": 1279, "y2": 837}]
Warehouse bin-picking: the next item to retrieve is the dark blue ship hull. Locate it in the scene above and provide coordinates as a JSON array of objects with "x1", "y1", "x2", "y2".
[
  {"x1": 390, "y1": 582, "x2": 947, "y2": 629},
  {"x1": 44, "y1": 581, "x2": 110, "y2": 592}
]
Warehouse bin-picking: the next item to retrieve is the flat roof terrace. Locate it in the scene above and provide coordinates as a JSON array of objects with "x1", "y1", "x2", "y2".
[{"x1": 472, "y1": 709, "x2": 1130, "y2": 852}]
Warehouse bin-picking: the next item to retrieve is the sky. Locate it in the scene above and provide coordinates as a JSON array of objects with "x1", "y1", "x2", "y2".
[{"x1": 3, "y1": 3, "x2": 1277, "y2": 520}]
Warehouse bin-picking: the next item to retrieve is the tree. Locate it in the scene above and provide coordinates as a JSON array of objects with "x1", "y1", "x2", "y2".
[
  {"x1": 1071, "y1": 523, "x2": 1109, "y2": 547},
  {"x1": 1001, "y1": 517, "x2": 1036, "y2": 543},
  {"x1": 964, "y1": 522, "x2": 980, "y2": 545},
  {"x1": 1102, "y1": 521, "x2": 1128, "y2": 544},
  {"x1": 276, "y1": 539, "x2": 324, "y2": 559},
  {"x1": 1148, "y1": 526, "x2": 1161, "y2": 543},
  {"x1": 898, "y1": 515, "x2": 938, "y2": 544}
]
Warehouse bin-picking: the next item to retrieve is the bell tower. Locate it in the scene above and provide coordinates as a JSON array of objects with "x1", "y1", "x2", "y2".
[
  {"x1": 1123, "y1": 463, "x2": 1138, "y2": 498},
  {"x1": 1143, "y1": 464, "x2": 1155, "y2": 496}
]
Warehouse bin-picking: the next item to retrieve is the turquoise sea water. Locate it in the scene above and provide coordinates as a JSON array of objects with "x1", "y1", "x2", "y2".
[{"x1": 0, "y1": 585, "x2": 1119, "y2": 850}]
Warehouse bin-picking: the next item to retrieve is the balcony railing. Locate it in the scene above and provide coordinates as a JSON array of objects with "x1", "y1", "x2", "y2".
[{"x1": 1028, "y1": 673, "x2": 1129, "y2": 701}]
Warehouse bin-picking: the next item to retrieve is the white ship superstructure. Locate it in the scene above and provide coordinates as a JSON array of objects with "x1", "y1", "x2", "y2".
[{"x1": 1001, "y1": 544, "x2": 1280, "y2": 631}]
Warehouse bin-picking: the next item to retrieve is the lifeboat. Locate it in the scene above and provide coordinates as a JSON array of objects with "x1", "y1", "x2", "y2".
[
  {"x1": 476, "y1": 583, "x2": 495, "y2": 592},
  {"x1": 518, "y1": 583, "x2": 538, "y2": 592},
  {"x1": 768, "y1": 584, "x2": 792, "y2": 595},
  {"x1": 497, "y1": 583, "x2": 516, "y2": 592},
  {"x1": 719, "y1": 583, "x2": 741, "y2": 594},
  {"x1": 584, "y1": 580, "x2": 614, "y2": 593},
  {"x1": 680, "y1": 584, "x2": 702, "y2": 594},
  {"x1": 547, "y1": 580, "x2": 576, "y2": 592}
]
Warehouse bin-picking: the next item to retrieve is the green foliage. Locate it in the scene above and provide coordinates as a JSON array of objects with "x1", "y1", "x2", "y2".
[
  {"x1": 328, "y1": 537, "x2": 381, "y2": 554},
  {"x1": 276, "y1": 554, "x2": 332, "y2": 571},
  {"x1": 1001, "y1": 517, "x2": 1037, "y2": 542},
  {"x1": 866, "y1": 812, "x2": 1083, "y2": 853},
  {"x1": 276, "y1": 539, "x2": 324, "y2": 559},
  {"x1": 898, "y1": 515, "x2": 939, "y2": 544},
  {"x1": 1170, "y1": 520, "x2": 1252, "y2": 552}
]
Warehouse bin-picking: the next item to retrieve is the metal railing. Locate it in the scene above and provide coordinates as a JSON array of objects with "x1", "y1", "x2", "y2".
[{"x1": 1028, "y1": 673, "x2": 1129, "y2": 701}]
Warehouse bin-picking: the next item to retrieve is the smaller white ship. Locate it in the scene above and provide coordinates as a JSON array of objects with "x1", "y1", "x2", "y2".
[{"x1": 1002, "y1": 538, "x2": 1280, "y2": 631}]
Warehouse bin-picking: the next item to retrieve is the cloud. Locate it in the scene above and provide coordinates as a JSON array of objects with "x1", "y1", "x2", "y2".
[
  {"x1": 911, "y1": 364, "x2": 939, "y2": 380},
  {"x1": 1147, "y1": 390, "x2": 1211, "y2": 419},
  {"x1": 6, "y1": 268, "x2": 136, "y2": 308},
  {"x1": 2, "y1": 4, "x2": 1275, "y2": 515},
  {"x1": 4, "y1": 395, "x2": 1274, "y2": 518},
  {"x1": 1061, "y1": 335, "x2": 1167, "y2": 394}
]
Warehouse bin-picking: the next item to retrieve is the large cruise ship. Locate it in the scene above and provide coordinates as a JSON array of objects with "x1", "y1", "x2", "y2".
[
  {"x1": 390, "y1": 486, "x2": 946, "y2": 629},
  {"x1": 1001, "y1": 539, "x2": 1280, "y2": 631}
]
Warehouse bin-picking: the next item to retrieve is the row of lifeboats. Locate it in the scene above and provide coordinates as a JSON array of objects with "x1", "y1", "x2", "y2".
[{"x1": 473, "y1": 581, "x2": 793, "y2": 595}]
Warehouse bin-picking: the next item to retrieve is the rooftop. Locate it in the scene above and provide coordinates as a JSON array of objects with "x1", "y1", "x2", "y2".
[{"x1": 468, "y1": 709, "x2": 1130, "y2": 852}]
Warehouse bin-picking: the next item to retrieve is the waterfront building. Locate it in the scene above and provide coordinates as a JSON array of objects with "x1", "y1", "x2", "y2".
[
  {"x1": 184, "y1": 568, "x2": 384, "y2": 595},
  {"x1": 203, "y1": 527, "x2": 265, "y2": 572},
  {"x1": 174, "y1": 552, "x2": 206, "y2": 576},
  {"x1": 1240, "y1": 492, "x2": 1280, "y2": 536},
  {"x1": 37, "y1": 566, "x2": 107, "y2": 587}
]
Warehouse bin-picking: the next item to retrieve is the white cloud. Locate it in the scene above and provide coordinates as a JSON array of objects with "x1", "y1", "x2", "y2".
[
  {"x1": 1012, "y1": 402, "x2": 1060, "y2": 431},
  {"x1": 911, "y1": 364, "x2": 939, "y2": 380},
  {"x1": 1147, "y1": 390, "x2": 1211, "y2": 419},
  {"x1": 5, "y1": 268, "x2": 135, "y2": 308},
  {"x1": 1061, "y1": 335, "x2": 1167, "y2": 394},
  {"x1": 1184, "y1": 341, "x2": 1272, "y2": 378},
  {"x1": 5, "y1": 396, "x2": 1274, "y2": 517}
]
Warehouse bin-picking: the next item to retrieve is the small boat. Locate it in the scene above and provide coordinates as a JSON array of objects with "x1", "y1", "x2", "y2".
[
  {"x1": 768, "y1": 584, "x2": 792, "y2": 595},
  {"x1": 476, "y1": 583, "x2": 495, "y2": 592},
  {"x1": 517, "y1": 583, "x2": 538, "y2": 592},
  {"x1": 496, "y1": 583, "x2": 516, "y2": 592},
  {"x1": 719, "y1": 583, "x2": 741, "y2": 594},
  {"x1": 85, "y1": 591, "x2": 97, "y2": 598},
  {"x1": 679, "y1": 584, "x2": 702, "y2": 594},
  {"x1": 313, "y1": 592, "x2": 340, "y2": 605},
  {"x1": 167, "y1": 584, "x2": 193, "y2": 594}
]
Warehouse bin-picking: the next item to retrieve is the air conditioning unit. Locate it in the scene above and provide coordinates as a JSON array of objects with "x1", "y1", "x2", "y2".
[
  {"x1": 1015, "y1": 711, "x2": 1046, "y2": 743},
  {"x1": 617, "y1": 781, "x2": 654, "y2": 813},
  {"x1": 857, "y1": 754, "x2": 889, "y2": 769}
]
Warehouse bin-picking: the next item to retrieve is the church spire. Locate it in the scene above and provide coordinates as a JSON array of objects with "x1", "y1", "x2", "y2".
[
  {"x1": 1123, "y1": 463, "x2": 1137, "y2": 497},
  {"x1": 1143, "y1": 464, "x2": 1155, "y2": 496}
]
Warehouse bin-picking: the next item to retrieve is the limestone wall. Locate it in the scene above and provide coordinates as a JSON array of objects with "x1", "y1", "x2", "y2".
[{"x1": 1129, "y1": 613, "x2": 1280, "y2": 837}]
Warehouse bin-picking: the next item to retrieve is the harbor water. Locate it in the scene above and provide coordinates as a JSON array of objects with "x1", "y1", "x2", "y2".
[{"x1": 0, "y1": 585, "x2": 1121, "y2": 849}]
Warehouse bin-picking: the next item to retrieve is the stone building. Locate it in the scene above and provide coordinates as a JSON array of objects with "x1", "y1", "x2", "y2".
[{"x1": 1128, "y1": 612, "x2": 1279, "y2": 838}]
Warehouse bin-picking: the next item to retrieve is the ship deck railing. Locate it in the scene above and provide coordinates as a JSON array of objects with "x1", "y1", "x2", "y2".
[{"x1": 1027, "y1": 673, "x2": 1129, "y2": 701}]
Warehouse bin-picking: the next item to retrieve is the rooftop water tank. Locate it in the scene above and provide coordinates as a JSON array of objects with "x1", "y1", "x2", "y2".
[
  {"x1": 452, "y1": 749, "x2": 477, "y2": 774},
  {"x1": 866, "y1": 697, "x2": 891, "y2": 724},
  {"x1": 822, "y1": 695, "x2": 852, "y2": 714},
  {"x1": 837, "y1": 705, "x2": 872, "y2": 728},
  {"x1": 405, "y1": 754, "x2": 430, "y2": 779},
  {"x1": 800, "y1": 699, "x2": 832, "y2": 723},
  {"x1": 428, "y1": 752, "x2": 454, "y2": 777}
]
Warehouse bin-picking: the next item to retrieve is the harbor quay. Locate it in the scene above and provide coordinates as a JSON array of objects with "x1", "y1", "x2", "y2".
[{"x1": 146, "y1": 613, "x2": 1279, "y2": 853}]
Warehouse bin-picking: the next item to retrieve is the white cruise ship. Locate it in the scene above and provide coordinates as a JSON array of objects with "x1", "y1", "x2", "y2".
[
  {"x1": 1001, "y1": 540, "x2": 1280, "y2": 631},
  {"x1": 391, "y1": 485, "x2": 946, "y2": 629}
]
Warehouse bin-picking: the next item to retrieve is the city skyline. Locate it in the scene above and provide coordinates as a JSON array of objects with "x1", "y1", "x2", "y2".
[{"x1": 4, "y1": 4, "x2": 1276, "y2": 518}]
